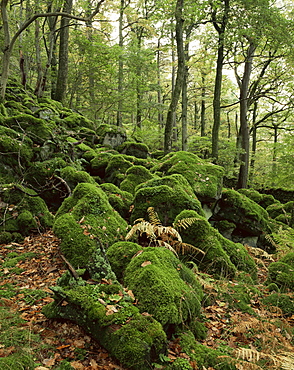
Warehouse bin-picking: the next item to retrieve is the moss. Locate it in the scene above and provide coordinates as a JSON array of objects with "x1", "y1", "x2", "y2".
[
  {"x1": 104, "y1": 155, "x2": 134, "y2": 186},
  {"x1": 0, "y1": 126, "x2": 33, "y2": 169},
  {"x1": 16, "y1": 210, "x2": 37, "y2": 234},
  {"x1": 54, "y1": 183, "x2": 127, "y2": 268},
  {"x1": 166, "y1": 358, "x2": 192, "y2": 370},
  {"x1": 117, "y1": 141, "x2": 149, "y2": 159},
  {"x1": 262, "y1": 293, "x2": 294, "y2": 315},
  {"x1": 266, "y1": 283, "x2": 280, "y2": 292},
  {"x1": 43, "y1": 282, "x2": 167, "y2": 370},
  {"x1": 130, "y1": 174, "x2": 205, "y2": 226},
  {"x1": 100, "y1": 183, "x2": 133, "y2": 219},
  {"x1": 106, "y1": 241, "x2": 142, "y2": 281},
  {"x1": 4, "y1": 113, "x2": 56, "y2": 145},
  {"x1": 90, "y1": 151, "x2": 114, "y2": 178},
  {"x1": 60, "y1": 166, "x2": 96, "y2": 191},
  {"x1": 0, "y1": 184, "x2": 54, "y2": 235},
  {"x1": 61, "y1": 112, "x2": 95, "y2": 130},
  {"x1": 96, "y1": 123, "x2": 127, "y2": 148},
  {"x1": 124, "y1": 247, "x2": 203, "y2": 327},
  {"x1": 120, "y1": 165, "x2": 155, "y2": 194},
  {"x1": 188, "y1": 319, "x2": 207, "y2": 340},
  {"x1": 24, "y1": 158, "x2": 67, "y2": 187},
  {"x1": 4, "y1": 100, "x2": 32, "y2": 114},
  {"x1": 175, "y1": 210, "x2": 257, "y2": 279},
  {"x1": 215, "y1": 189, "x2": 271, "y2": 236},
  {"x1": 151, "y1": 151, "x2": 224, "y2": 202},
  {"x1": 178, "y1": 330, "x2": 236, "y2": 370},
  {"x1": 267, "y1": 261, "x2": 294, "y2": 291},
  {"x1": 0, "y1": 231, "x2": 12, "y2": 244},
  {"x1": 266, "y1": 201, "x2": 294, "y2": 221}
]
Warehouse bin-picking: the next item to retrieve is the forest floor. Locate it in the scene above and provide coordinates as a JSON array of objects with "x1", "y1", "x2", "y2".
[{"x1": 0, "y1": 231, "x2": 294, "y2": 370}]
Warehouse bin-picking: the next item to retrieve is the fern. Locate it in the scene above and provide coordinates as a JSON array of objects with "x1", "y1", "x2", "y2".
[
  {"x1": 126, "y1": 208, "x2": 205, "y2": 256},
  {"x1": 173, "y1": 217, "x2": 201, "y2": 230}
]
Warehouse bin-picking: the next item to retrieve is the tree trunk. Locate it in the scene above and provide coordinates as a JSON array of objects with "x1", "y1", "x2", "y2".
[
  {"x1": 164, "y1": 0, "x2": 184, "y2": 153},
  {"x1": 200, "y1": 73, "x2": 206, "y2": 137},
  {"x1": 116, "y1": 0, "x2": 124, "y2": 127},
  {"x1": 237, "y1": 41, "x2": 256, "y2": 189},
  {"x1": 0, "y1": 0, "x2": 11, "y2": 102},
  {"x1": 211, "y1": 0, "x2": 230, "y2": 161},
  {"x1": 54, "y1": 0, "x2": 73, "y2": 103},
  {"x1": 157, "y1": 38, "x2": 164, "y2": 129}
]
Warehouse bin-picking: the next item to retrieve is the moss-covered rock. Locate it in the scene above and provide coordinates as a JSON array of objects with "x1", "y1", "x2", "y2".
[
  {"x1": 25, "y1": 158, "x2": 67, "y2": 188},
  {"x1": 100, "y1": 183, "x2": 133, "y2": 220},
  {"x1": 4, "y1": 114, "x2": 56, "y2": 145},
  {"x1": 54, "y1": 183, "x2": 128, "y2": 268},
  {"x1": 42, "y1": 279, "x2": 167, "y2": 370},
  {"x1": 106, "y1": 241, "x2": 142, "y2": 281},
  {"x1": 267, "y1": 261, "x2": 294, "y2": 291},
  {"x1": 117, "y1": 141, "x2": 149, "y2": 159},
  {"x1": 212, "y1": 189, "x2": 271, "y2": 240},
  {"x1": 120, "y1": 165, "x2": 155, "y2": 195},
  {"x1": 96, "y1": 124, "x2": 127, "y2": 148},
  {"x1": 130, "y1": 174, "x2": 205, "y2": 225},
  {"x1": 123, "y1": 247, "x2": 204, "y2": 328},
  {"x1": 262, "y1": 293, "x2": 294, "y2": 315},
  {"x1": 174, "y1": 210, "x2": 257, "y2": 279},
  {"x1": 178, "y1": 330, "x2": 236, "y2": 370},
  {"x1": 0, "y1": 184, "x2": 54, "y2": 235},
  {"x1": 104, "y1": 155, "x2": 134, "y2": 186},
  {"x1": 60, "y1": 112, "x2": 95, "y2": 130},
  {"x1": 266, "y1": 201, "x2": 294, "y2": 226},
  {"x1": 0, "y1": 126, "x2": 33, "y2": 170},
  {"x1": 151, "y1": 151, "x2": 224, "y2": 202},
  {"x1": 60, "y1": 166, "x2": 96, "y2": 191},
  {"x1": 89, "y1": 151, "x2": 115, "y2": 178}
]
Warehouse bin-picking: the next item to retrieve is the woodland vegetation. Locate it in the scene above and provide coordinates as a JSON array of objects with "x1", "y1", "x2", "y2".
[{"x1": 1, "y1": 0, "x2": 294, "y2": 369}]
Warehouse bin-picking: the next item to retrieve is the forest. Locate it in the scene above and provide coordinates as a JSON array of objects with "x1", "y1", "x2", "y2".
[{"x1": 1, "y1": 0, "x2": 294, "y2": 369}]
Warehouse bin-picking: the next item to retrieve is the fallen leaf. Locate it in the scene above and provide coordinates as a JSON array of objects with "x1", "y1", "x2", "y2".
[{"x1": 141, "y1": 261, "x2": 152, "y2": 267}]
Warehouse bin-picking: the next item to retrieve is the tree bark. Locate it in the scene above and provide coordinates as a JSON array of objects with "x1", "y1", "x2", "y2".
[
  {"x1": 54, "y1": 0, "x2": 73, "y2": 103},
  {"x1": 164, "y1": 0, "x2": 185, "y2": 153},
  {"x1": 237, "y1": 41, "x2": 256, "y2": 189},
  {"x1": 116, "y1": 0, "x2": 124, "y2": 127},
  {"x1": 211, "y1": 0, "x2": 230, "y2": 161}
]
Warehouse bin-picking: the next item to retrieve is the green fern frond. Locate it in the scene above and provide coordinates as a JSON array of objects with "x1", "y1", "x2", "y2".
[{"x1": 147, "y1": 207, "x2": 162, "y2": 226}]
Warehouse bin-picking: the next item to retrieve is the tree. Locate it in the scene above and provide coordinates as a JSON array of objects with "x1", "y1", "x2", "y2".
[
  {"x1": 0, "y1": 0, "x2": 105, "y2": 101},
  {"x1": 164, "y1": 0, "x2": 185, "y2": 153}
]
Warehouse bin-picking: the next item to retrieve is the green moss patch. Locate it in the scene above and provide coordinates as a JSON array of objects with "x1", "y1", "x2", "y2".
[
  {"x1": 174, "y1": 210, "x2": 257, "y2": 279},
  {"x1": 120, "y1": 165, "x2": 155, "y2": 194},
  {"x1": 100, "y1": 183, "x2": 133, "y2": 219},
  {"x1": 130, "y1": 174, "x2": 204, "y2": 225},
  {"x1": 54, "y1": 183, "x2": 127, "y2": 268},
  {"x1": 124, "y1": 247, "x2": 204, "y2": 327},
  {"x1": 151, "y1": 151, "x2": 224, "y2": 202}
]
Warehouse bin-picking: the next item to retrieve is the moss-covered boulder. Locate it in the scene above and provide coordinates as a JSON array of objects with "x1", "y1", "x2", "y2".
[
  {"x1": 266, "y1": 201, "x2": 294, "y2": 226},
  {"x1": 174, "y1": 210, "x2": 257, "y2": 279},
  {"x1": 177, "y1": 330, "x2": 236, "y2": 370},
  {"x1": 100, "y1": 183, "x2": 133, "y2": 220},
  {"x1": 42, "y1": 277, "x2": 167, "y2": 370},
  {"x1": 151, "y1": 151, "x2": 224, "y2": 202},
  {"x1": 53, "y1": 183, "x2": 128, "y2": 268},
  {"x1": 4, "y1": 114, "x2": 56, "y2": 145},
  {"x1": 130, "y1": 174, "x2": 205, "y2": 225},
  {"x1": 267, "y1": 252, "x2": 294, "y2": 291},
  {"x1": 117, "y1": 141, "x2": 149, "y2": 159},
  {"x1": 120, "y1": 165, "x2": 155, "y2": 195},
  {"x1": 262, "y1": 292, "x2": 294, "y2": 315},
  {"x1": 60, "y1": 166, "x2": 96, "y2": 191},
  {"x1": 212, "y1": 189, "x2": 271, "y2": 243},
  {"x1": 0, "y1": 184, "x2": 54, "y2": 236},
  {"x1": 96, "y1": 124, "x2": 127, "y2": 148},
  {"x1": 0, "y1": 126, "x2": 33, "y2": 172},
  {"x1": 123, "y1": 247, "x2": 204, "y2": 329},
  {"x1": 238, "y1": 188, "x2": 277, "y2": 209},
  {"x1": 89, "y1": 151, "x2": 115, "y2": 178},
  {"x1": 104, "y1": 155, "x2": 134, "y2": 186}
]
